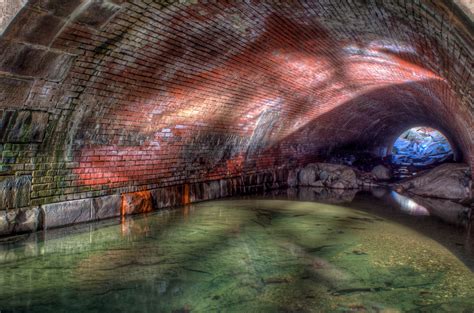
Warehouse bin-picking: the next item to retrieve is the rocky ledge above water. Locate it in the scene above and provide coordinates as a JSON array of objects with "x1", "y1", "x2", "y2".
[
  {"x1": 289, "y1": 162, "x2": 395, "y2": 190},
  {"x1": 392, "y1": 163, "x2": 472, "y2": 202},
  {"x1": 290, "y1": 162, "x2": 472, "y2": 203},
  {"x1": 289, "y1": 163, "x2": 359, "y2": 189}
]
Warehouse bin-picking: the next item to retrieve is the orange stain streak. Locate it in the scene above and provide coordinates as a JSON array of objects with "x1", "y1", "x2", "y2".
[{"x1": 183, "y1": 183, "x2": 190, "y2": 205}]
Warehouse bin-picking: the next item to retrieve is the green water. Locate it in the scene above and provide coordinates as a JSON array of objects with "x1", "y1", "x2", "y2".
[{"x1": 0, "y1": 191, "x2": 473, "y2": 312}]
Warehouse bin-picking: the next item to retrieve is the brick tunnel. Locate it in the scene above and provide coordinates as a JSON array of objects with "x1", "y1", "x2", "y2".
[{"x1": 0, "y1": 0, "x2": 472, "y2": 234}]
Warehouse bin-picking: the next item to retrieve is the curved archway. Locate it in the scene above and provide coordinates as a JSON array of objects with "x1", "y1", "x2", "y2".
[{"x1": 0, "y1": 0, "x2": 471, "y2": 234}]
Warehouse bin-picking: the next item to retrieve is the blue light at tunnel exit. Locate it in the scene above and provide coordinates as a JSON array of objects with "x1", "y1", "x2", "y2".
[{"x1": 391, "y1": 127, "x2": 453, "y2": 166}]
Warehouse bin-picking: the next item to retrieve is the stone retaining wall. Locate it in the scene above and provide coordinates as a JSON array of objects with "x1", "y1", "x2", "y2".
[{"x1": 0, "y1": 168, "x2": 290, "y2": 236}]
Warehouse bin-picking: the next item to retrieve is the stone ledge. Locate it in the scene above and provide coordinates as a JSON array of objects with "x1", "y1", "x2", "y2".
[
  {"x1": 0, "y1": 40, "x2": 75, "y2": 81},
  {"x1": 2, "y1": 7, "x2": 66, "y2": 46},
  {"x1": 0, "y1": 169, "x2": 291, "y2": 237},
  {"x1": 92, "y1": 194, "x2": 121, "y2": 220},
  {"x1": 29, "y1": 0, "x2": 86, "y2": 18},
  {"x1": 41, "y1": 198, "x2": 92, "y2": 229},
  {"x1": 0, "y1": 206, "x2": 40, "y2": 236}
]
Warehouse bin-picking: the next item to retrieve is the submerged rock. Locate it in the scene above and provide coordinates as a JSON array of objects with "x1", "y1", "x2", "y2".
[
  {"x1": 295, "y1": 163, "x2": 358, "y2": 189},
  {"x1": 394, "y1": 163, "x2": 472, "y2": 201}
]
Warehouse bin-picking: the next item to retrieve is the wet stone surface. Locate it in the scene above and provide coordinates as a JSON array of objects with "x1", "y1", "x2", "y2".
[
  {"x1": 294, "y1": 163, "x2": 359, "y2": 189},
  {"x1": 0, "y1": 175, "x2": 31, "y2": 209},
  {"x1": 395, "y1": 163, "x2": 472, "y2": 201},
  {"x1": 0, "y1": 191, "x2": 472, "y2": 312}
]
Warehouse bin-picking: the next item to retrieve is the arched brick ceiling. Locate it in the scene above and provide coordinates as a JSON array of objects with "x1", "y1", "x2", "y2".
[{"x1": 0, "y1": 0, "x2": 472, "y2": 205}]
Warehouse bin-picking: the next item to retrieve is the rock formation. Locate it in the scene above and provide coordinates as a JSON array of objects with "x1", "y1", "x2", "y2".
[{"x1": 394, "y1": 163, "x2": 472, "y2": 201}]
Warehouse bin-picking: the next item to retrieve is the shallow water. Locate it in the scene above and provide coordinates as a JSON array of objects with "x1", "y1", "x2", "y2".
[{"x1": 0, "y1": 189, "x2": 473, "y2": 313}]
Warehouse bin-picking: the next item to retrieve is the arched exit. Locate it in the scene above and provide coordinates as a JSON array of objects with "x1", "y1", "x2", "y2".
[{"x1": 391, "y1": 127, "x2": 454, "y2": 167}]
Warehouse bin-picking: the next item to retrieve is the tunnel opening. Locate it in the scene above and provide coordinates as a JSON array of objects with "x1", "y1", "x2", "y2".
[
  {"x1": 389, "y1": 127, "x2": 456, "y2": 179},
  {"x1": 391, "y1": 127, "x2": 454, "y2": 166}
]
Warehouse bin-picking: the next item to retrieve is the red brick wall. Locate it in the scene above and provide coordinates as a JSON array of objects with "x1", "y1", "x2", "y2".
[{"x1": 0, "y1": 0, "x2": 472, "y2": 209}]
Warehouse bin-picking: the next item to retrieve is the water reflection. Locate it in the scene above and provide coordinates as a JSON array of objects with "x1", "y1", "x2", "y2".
[
  {"x1": 388, "y1": 191, "x2": 431, "y2": 216},
  {"x1": 280, "y1": 187, "x2": 358, "y2": 204},
  {"x1": 369, "y1": 188, "x2": 472, "y2": 228},
  {"x1": 0, "y1": 189, "x2": 472, "y2": 312}
]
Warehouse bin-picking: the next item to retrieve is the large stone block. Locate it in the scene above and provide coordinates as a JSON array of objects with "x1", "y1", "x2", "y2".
[
  {"x1": 0, "y1": 210, "x2": 16, "y2": 236},
  {"x1": 229, "y1": 177, "x2": 244, "y2": 196},
  {"x1": 262, "y1": 172, "x2": 274, "y2": 190},
  {"x1": 15, "y1": 207, "x2": 40, "y2": 233},
  {"x1": 108, "y1": 0, "x2": 127, "y2": 4},
  {"x1": 0, "y1": 175, "x2": 31, "y2": 209},
  {"x1": 0, "y1": 0, "x2": 27, "y2": 35},
  {"x1": 0, "y1": 76, "x2": 33, "y2": 109},
  {"x1": 74, "y1": 0, "x2": 120, "y2": 29},
  {"x1": 4, "y1": 110, "x2": 49, "y2": 143},
  {"x1": 0, "y1": 40, "x2": 74, "y2": 81},
  {"x1": 206, "y1": 180, "x2": 221, "y2": 200},
  {"x1": 0, "y1": 110, "x2": 15, "y2": 142},
  {"x1": 189, "y1": 183, "x2": 204, "y2": 202},
  {"x1": 122, "y1": 191, "x2": 153, "y2": 215},
  {"x1": 41, "y1": 199, "x2": 92, "y2": 229},
  {"x1": 92, "y1": 194, "x2": 121, "y2": 220},
  {"x1": 2, "y1": 8, "x2": 65, "y2": 46},
  {"x1": 150, "y1": 186, "x2": 183, "y2": 209},
  {"x1": 29, "y1": 0, "x2": 86, "y2": 18},
  {"x1": 0, "y1": 207, "x2": 40, "y2": 236},
  {"x1": 41, "y1": 50, "x2": 75, "y2": 81},
  {"x1": 13, "y1": 175, "x2": 31, "y2": 208},
  {"x1": 219, "y1": 179, "x2": 229, "y2": 197},
  {"x1": 191, "y1": 180, "x2": 223, "y2": 201}
]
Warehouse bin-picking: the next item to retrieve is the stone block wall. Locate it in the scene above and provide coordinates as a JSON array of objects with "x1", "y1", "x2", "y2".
[
  {"x1": 0, "y1": 168, "x2": 290, "y2": 236},
  {"x1": 0, "y1": 0, "x2": 472, "y2": 236}
]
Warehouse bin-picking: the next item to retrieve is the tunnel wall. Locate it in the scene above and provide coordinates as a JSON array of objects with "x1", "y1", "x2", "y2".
[{"x1": 0, "y1": 0, "x2": 472, "y2": 235}]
